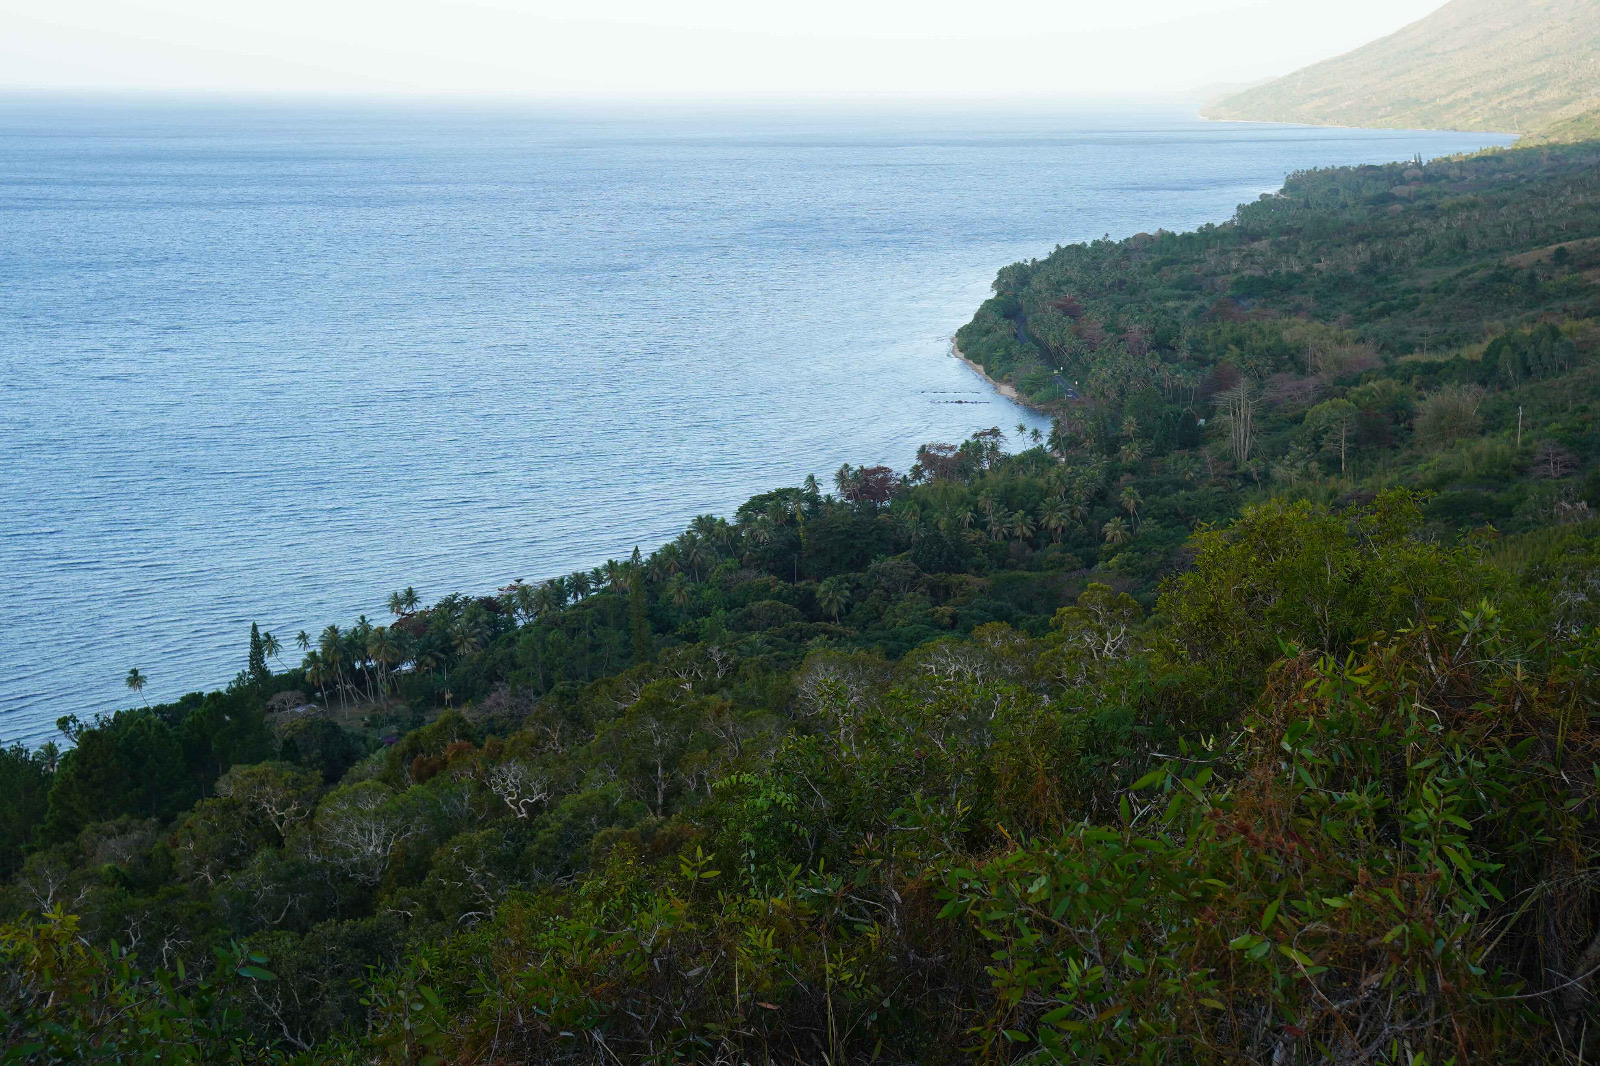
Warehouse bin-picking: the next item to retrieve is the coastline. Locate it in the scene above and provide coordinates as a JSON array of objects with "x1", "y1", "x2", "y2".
[{"x1": 950, "y1": 338, "x2": 1053, "y2": 415}]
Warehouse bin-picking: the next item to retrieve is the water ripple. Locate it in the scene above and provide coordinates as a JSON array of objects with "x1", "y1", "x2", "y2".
[{"x1": 0, "y1": 100, "x2": 1509, "y2": 746}]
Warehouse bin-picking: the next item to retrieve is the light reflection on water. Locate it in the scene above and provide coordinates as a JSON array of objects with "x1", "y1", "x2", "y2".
[{"x1": 0, "y1": 99, "x2": 1510, "y2": 744}]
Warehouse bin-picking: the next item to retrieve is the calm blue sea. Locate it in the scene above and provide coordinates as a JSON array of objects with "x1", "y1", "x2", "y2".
[{"x1": 0, "y1": 99, "x2": 1510, "y2": 745}]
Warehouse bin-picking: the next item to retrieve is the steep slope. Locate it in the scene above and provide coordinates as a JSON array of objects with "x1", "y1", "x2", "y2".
[
  {"x1": 1203, "y1": 0, "x2": 1600, "y2": 136},
  {"x1": 1535, "y1": 103, "x2": 1600, "y2": 144},
  {"x1": 11, "y1": 142, "x2": 1600, "y2": 1065}
]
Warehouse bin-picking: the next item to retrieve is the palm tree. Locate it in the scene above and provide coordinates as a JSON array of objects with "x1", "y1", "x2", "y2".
[
  {"x1": 125, "y1": 667, "x2": 149, "y2": 708},
  {"x1": 1040, "y1": 497, "x2": 1069, "y2": 543},
  {"x1": 1048, "y1": 420, "x2": 1073, "y2": 456},
  {"x1": 599, "y1": 560, "x2": 629, "y2": 633},
  {"x1": 368, "y1": 626, "x2": 400, "y2": 705},
  {"x1": 986, "y1": 508, "x2": 1011, "y2": 542},
  {"x1": 1009, "y1": 510, "x2": 1036, "y2": 542},
  {"x1": 1120, "y1": 486, "x2": 1143, "y2": 531},
  {"x1": 834, "y1": 463, "x2": 858, "y2": 500},
  {"x1": 817, "y1": 578, "x2": 851, "y2": 622},
  {"x1": 1103, "y1": 517, "x2": 1131, "y2": 547},
  {"x1": 352, "y1": 616, "x2": 378, "y2": 703},
  {"x1": 261, "y1": 630, "x2": 285, "y2": 669},
  {"x1": 414, "y1": 647, "x2": 442, "y2": 684},
  {"x1": 652, "y1": 544, "x2": 683, "y2": 581},
  {"x1": 512, "y1": 582, "x2": 538, "y2": 624},
  {"x1": 303, "y1": 651, "x2": 328, "y2": 705},
  {"x1": 387, "y1": 590, "x2": 407, "y2": 617},
  {"x1": 956, "y1": 508, "x2": 976, "y2": 531},
  {"x1": 295, "y1": 629, "x2": 312, "y2": 653},
  {"x1": 320, "y1": 625, "x2": 348, "y2": 709},
  {"x1": 681, "y1": 535, "x2": 710, "y2": 582},
  {"x1": 452, "y1": 616, "x2": 485, "y2": 662},
  {"x1": 401, "y1": 587, "x2": 421, "y2": 613},
  {"x1": 666, "y1": 575, "x2": 693, "y2": 609},
  {"x1": 898, "y1": 504, "x2": 924, "y2": 543}
]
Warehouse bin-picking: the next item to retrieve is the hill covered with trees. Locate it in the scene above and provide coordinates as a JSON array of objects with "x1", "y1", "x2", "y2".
[
  {"x1": 1204, "y1": 0, "x2": 1600, "y2": 137},
  {"x1": 6, "y1": 140, "x2": 1600, "y2": 1062}
]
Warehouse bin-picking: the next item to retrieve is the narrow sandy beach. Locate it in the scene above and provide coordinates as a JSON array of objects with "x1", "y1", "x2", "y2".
[{"x1": 951, "y1": 338, "x2": 1054, "y2": 414}]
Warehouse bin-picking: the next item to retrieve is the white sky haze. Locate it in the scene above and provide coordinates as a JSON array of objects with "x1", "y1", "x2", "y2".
[{"x1": 2, "y1": 0, "x2": 1452, "y2": 97}]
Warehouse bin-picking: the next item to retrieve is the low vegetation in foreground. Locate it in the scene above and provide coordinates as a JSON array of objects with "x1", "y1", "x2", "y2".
[{"x1": 8, "y1": 141, "x2": 1600, "y2": 1063}]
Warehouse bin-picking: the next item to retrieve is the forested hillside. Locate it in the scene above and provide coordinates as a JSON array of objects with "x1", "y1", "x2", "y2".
[
  {"x1": 7, "y1": 141, "x2": 1600, "y2": 1063},
  {"x1": 1204, "y1": 0, "x2": 1600, "y2": 137}
]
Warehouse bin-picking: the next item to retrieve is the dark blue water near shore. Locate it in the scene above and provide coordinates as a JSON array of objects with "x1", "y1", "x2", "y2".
[{"x1": 0, "y1": 99, "x2": 1509, "y2": 745}]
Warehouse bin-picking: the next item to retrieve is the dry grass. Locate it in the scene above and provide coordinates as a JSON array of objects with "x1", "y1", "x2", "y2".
[{"x1": 1204, "y1": 0, "x2": 1600, "y2": 137}]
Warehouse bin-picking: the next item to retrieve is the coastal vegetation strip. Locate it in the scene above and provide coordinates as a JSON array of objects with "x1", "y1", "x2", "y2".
[
  {"x1": 6, "y1": 137, "x2": 1600, "y2": 1060},
  {"x1": 951, "y1": 338, "x2": 1032, "y2": 406}
]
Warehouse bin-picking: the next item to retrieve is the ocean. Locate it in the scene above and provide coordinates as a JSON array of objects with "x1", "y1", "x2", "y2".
[{"x1": 0, "y1": 98, "x2": 1510, "y2": 745}]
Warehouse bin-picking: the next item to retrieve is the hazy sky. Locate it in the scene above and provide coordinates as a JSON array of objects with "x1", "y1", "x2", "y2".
[{"x1": 2, "y1": 0, "x2": 1452, "y2": 97}]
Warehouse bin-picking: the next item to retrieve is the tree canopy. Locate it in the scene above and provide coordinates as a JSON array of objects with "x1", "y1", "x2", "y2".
[{"x1": 7, "y1": 140, "x2": 1600, "y2": 1063}]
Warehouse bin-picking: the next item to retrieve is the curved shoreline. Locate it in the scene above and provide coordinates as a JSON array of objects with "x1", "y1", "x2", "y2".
[{"x1": 950, "y1": 338, "x2": 1053, "y2": 415}]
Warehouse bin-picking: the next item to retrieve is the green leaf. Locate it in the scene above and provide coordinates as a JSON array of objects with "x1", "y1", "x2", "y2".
[
  {"x1": 1260, "y1": 898, "x2": 1281, "y2": 932},
  {"x1": 1278, "y1": 945, "x2": 1315, "y2": 966},
  {"x1": 1131, "y1": 768, "x2": 1166, "y2": 791},
  {"x1": 237, "y1": 965, "x2": 276, "y2": 981},
  {"x1": 1039, "y1": 1006, "x2": 1077, "y2": 1027}
]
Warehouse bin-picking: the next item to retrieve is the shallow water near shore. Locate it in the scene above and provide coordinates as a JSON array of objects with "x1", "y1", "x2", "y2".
[{"x1": 0, "y1": 99, "x2": 1509, "y2": 744}]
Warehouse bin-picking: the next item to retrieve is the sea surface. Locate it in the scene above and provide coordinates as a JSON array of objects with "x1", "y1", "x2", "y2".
[{"x1": 0, "y1": 98, "x2": 1510, "y2": 745}]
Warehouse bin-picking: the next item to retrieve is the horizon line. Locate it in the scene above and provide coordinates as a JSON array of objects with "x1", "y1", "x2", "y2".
[{"x1": 0, "y1": 86, "x2": 1238, "y2": 108}]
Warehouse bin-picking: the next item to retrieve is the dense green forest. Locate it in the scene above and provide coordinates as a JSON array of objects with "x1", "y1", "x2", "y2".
[{"x1": 8, "y1": 140, "x2": 1600, "y2": 1063}]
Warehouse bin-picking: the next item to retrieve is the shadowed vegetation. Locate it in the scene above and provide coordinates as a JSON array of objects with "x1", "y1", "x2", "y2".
[{"x1": 9, "y1": 142, "x2": 1600, "y2": 1062}]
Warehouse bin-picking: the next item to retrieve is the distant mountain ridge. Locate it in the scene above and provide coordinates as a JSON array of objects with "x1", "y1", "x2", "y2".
[{"x1": 1204, "y1": 0, "x2": 1600, "y2": 137}]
